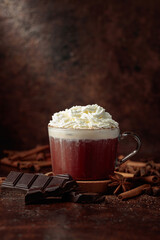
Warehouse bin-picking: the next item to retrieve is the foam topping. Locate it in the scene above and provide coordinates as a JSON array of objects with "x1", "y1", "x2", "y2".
[{"x1": 48, "y1": 104, "x2": 119, "y2": 129}]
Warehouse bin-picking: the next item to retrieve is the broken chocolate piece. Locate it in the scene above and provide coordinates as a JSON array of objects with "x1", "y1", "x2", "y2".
[
  {"x1": 25, "y1": 176, "x2": 78, "y2": 204},
  {"x1": 44, "y1": 175, "x2": 78, "y2": 197},
  {"x1": 62, "y1": 180, "x2": 78, "y2": 193}
]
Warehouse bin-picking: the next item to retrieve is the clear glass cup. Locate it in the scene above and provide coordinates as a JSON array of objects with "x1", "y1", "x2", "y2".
[{"x1": 48, "y1": 126, "x2": 141, "y2": 180}]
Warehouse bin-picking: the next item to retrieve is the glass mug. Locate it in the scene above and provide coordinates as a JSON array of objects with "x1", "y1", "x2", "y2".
[{"x1": 48, "y1": 127, "x2": 141, "y2": 180}]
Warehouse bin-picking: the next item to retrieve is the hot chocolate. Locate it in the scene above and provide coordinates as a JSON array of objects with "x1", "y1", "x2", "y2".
[{"x1": 48, "y1": 104, "x2": 119, "y2": 180}]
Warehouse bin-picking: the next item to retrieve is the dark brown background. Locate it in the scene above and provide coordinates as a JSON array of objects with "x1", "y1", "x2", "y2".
[{"x1": 0, "y1": 0, "x2": 160, "y2": 156}]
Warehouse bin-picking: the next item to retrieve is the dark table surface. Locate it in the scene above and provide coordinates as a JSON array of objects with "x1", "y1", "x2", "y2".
[{"x1": 0, "y1": 165, "x2": 160, "y2": 240}]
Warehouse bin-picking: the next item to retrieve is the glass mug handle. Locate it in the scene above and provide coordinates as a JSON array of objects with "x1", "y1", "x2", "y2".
[{"x1": 116, "y1": 131, "x2": 141, "y2": 167}]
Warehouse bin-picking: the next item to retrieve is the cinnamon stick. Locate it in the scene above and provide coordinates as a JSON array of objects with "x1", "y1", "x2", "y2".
[
  {"x1": 9, "y1": 145, "x2": 49, "y2": 161},
  {"x1": 114, "y1": 171, "x2": 134, "y2": 178},
  {"x1": 121, "y1": 160, "x2": 160, "y2": 169},
  {"x1": 19, "y1": 161, "x2": 51, "y2": 171},
  {"x1": 121, "y1": 160, "x2": 146, "y2": 168},
  {"x1": 118, "y1": 184, "x2": 150, "y2": 200},
  {"x1": 34, "y1": 161, "x2": 51, "y2": 167},
  {"x1": 127, "y1": 166, "x2": 136, "y2": 174},
  {"x1": 36, "y1": 152, "x2": 45, "y2": 161},
  {"x1": 140, "y1": 175, "x2": 160, "y2": 184},
  {"x1": 0, "y1": 156, "x2": 51, "y2": 172},
  {"x1": 0, "y1": 158, "x2": 20, "y2": 168},
  {"x1": 18, "y1": 162, "x2": 40, "y2": 172},
  {"x1": 3, "y1": 150, "x2": 18, "y2": 156},
  {"x1": 4, "y1": 150, "x2": 37, "y2": 161},
  {"x1": 18, "y1": 154, "x2": 37, "y2": 161}
]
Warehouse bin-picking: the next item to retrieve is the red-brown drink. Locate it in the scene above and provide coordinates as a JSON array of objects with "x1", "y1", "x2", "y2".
[
  {"x1": 48, "y1": 128, "x2": 119, "y2": 180},
  {"x1": 48, "y1": 105, "x2": 141, "y2": 180}
]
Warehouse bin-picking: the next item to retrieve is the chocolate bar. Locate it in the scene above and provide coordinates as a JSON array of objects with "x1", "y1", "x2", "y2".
[
  {"x1": 25, "y1": 174, "x2": 78, "y2": 204},
  {"x1": 1, "y1": 171, "x2": 78, "y2": 204},
  {"x1": 1, "y1": 171, "x2": 105, "y2": 204}
]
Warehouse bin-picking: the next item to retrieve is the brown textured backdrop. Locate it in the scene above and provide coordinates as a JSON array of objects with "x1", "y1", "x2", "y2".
[{"x1": 0, "y1": 0, "x2": 160, "y2": 156}]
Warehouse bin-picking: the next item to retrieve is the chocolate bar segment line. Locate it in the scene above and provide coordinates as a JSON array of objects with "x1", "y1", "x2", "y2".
[
  {"x1": 15, "y1": 173, "x2": 38, "y2": 190},
  {"x1": 30, "y1": 175, "x2": 53, "y2": 191},
  {"x1": 25, "y1": 176, "x2": 79, "y2": 204}
]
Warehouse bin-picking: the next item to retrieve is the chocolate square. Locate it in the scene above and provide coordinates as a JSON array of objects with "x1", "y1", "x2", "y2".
[
  {"x1": 1, "y1": 171, "x2": 23, "y2": 188},
  {"x1": 15, "y1": 173, "x2": 38, "y2": 190},
  {"x1": 44, "y1": 176, "x2": 67, "y2": 196},
  {"x1": 30, "y1": 175, "x2": 52, "y2": 191}
]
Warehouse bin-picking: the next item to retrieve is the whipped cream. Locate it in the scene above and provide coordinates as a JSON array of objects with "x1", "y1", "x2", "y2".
[{"x1": 48, "y1": 104, "x2": 119, "y2": 129}]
